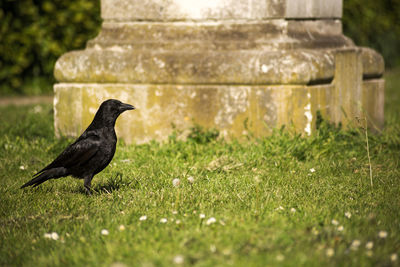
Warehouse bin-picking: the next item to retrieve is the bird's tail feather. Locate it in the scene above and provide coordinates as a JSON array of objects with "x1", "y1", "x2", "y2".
[{"x1": 20, "y1": 168, "x2": 68, "y2": 189}]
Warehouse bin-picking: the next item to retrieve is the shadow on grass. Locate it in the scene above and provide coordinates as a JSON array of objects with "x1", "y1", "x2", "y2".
[
  {"x1": 92, "y1": 173, "x2": 132, "y2": 194},
  {"x1": 26, "y1": 173, "x2": 139, "y2": 195},
  {"x1": 76, "y1": 173, "x2": 138, "y2": 195}
]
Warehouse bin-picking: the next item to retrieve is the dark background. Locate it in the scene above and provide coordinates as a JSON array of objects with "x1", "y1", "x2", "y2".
[{"x1": 1, "y1": 0, "x2": 399, "y2": 95}]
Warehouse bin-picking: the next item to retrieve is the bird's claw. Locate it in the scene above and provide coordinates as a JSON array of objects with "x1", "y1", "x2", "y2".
[{"x1": 84, "y1": 187, "x2": 92, "y2": 195}]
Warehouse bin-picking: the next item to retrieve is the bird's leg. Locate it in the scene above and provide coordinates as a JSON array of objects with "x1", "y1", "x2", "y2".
[{"x1": 84, "y1": 176, "x2": 93, "y2": 195}]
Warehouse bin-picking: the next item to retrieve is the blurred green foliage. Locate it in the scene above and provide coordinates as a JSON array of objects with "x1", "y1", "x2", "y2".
[
  {"x1": 343, "y1": 0, "x2": 400, "y2": 68},
  {"x1": 0, "y1": 0, "x2": 399, "y2": 95},
  {"x1": 0, "y1": 0, "x2": 101, "y2": 95}
]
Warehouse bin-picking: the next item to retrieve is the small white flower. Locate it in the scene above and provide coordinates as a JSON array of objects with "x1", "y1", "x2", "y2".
[
  {"x1": 391, "y1": 253, "x2": 398, "y2": 262},
  {"x1": 101, "y1": 229, "x2": 109, "y2": 235},
  {"x1": 326, "y1": 248, "x2": 334, "y2": 257},
  {"x1": 290, "y1": 208, "x2": 296, "y2": 213},
  {"x1": 172, "y1": 210, "x2": 178, "y2": 215},
  {"x1": 173, "y1": 255, "x2": 184, "y2": 264},
  {"x1": 172, "y1": 178, "x2": 180, "y2": 187},
  {"x1": 337, "y1": 225, "x2": 344, "y2": 232},
  {"x1": 345, "y1": 212, "x2": 352, "y2": 219},
  {"x1": 175, "y1": 220, "x2": 181, "y2": 225},
  {"x1": 33, "y1": 105, "x2": 43, "y2": 113},
  {"x1": 44, "y1": 233, "x2": 52, "y2": 239},
  {"x1": 378, "y1": 230, "x2": 388, "y2": 238},
  {"x1": 309, "y1": 168, "x2": 316, "y2": 173},
  {"x1": 160, "y1": 218, "x2": 168, "y2": 223},
  {"x1": 331, "y1": 219, "x2": 339, "y2": 226},
  {"x1": 206, "y1": 217, "x2": 217, "y2": 225},
  {"x1": 119, "y1": 225, "x2": 125, "y2": 231},
  {"x1": 51, "y1": 232, "x2": 59, "y2": 240},
  {"x1": 276, "y1": 206, "x2": 284, "y2": 211},
  {"x1": 365, "y1": 241, "x2": 373, "y2": 250},
  {"x1": 187, "y1": 176, "x2": 195, "y2": 184},
  {"x1": 350, "y1": 240, "x2": 361, "y2": 250},
  {"x1": 199, "y1": 213, "x2": 206, "y2": 219},
  {"x1": 19, "y1": 165, "x2": 25, "y2": 170},
  {"x1": 210, "y1": 244, "x2": 216, "y2": 253},
  {"x1": 44, "y1": 232, "x2": 59, "y2": 240},
  {"x1": 139, "y1": 215, "x2": 147, "y2": 221},
  {"x1": 276, "y1": 254, "x2": 285, "y2": 261}
]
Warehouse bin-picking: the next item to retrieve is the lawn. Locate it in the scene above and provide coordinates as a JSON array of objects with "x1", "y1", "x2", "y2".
[{"x1": 1, "y1": 69, "x2": 399, "y2": 266}]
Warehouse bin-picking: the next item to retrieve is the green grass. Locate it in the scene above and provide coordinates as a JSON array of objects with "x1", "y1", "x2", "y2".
[{"x1": 1, "y1": 70, "x2": 400, "y2": 266}]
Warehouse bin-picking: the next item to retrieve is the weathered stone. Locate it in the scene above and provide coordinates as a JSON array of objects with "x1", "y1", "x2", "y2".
[
  {"x1": 53, "y1": 0, "x2": 385, "y2": 143},
  {"x1": 54, "y1": 83, "x2": 334, "y2": 143},
  {"x1": 87, "y1": 20, "x2": 348, "y2": 50},
  {"x1": 361, "y1": 47, "x2": 385, "y2": 79},
  {"x1": 101, "y1": 0, "x2": 343, "y2": 21},
  {"x1": 55, "y1": 19, "x2": 383, "y2": 86},
  {"x1": 331, "y1": 48, "x2": 363, "y2": 126},
  {"x1": 54, "y1": 45, "x2": 383, "y2": 86},
  {"x1": 101, "y1": 0, "x2": 285, "y2": 21},
  {"x1": 54, "y1": 76, "x2": 383, "y2": 144},
  {"x1": 362, "y1": 79, "x2": 385, "y2": 131},
  {"x1": 55, "y1": 48, "x2": 337, "y2": 85},
  {"x1": 285, "y1": 0, "x2": 342, "y2": 18}
]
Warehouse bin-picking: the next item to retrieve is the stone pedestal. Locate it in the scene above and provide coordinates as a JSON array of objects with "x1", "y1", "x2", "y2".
[{"x1": 54, "y1": 0, "x2": 384, "y2": 144}]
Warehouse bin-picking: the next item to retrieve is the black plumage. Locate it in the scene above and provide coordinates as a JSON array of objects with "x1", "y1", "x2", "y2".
[{"x1": 21, "y1": 99, "x2": 135, "y2": 194}]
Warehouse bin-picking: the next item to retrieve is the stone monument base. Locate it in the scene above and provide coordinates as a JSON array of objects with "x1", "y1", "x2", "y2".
[
  {"x1": 54, "y1": 78, "x2": 383, "y2": 144},
  {"x1": 54, "y1": 18, "x2": 384, "y2": 143}
]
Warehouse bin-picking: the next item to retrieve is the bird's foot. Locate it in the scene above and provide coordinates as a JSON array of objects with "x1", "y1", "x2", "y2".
[
  {"x1": 84, "y1": 176, "x2": 93, "y2": 195},
  {"x1": 84, "y1": 186, "x2": 92, "y2": 195}
]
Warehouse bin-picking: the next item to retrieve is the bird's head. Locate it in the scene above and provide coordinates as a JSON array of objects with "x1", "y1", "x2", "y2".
[
  {"x1": 91, "y1": 99, "x2": 135, "y2": 128},
  {"x1": 102, "y1": 99, "x2": 135, "y2": 115}
]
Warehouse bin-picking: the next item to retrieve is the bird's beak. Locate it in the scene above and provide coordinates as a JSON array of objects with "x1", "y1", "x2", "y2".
[{"x1": 120, "y1": 103, "x2": 135, "y2": 112}]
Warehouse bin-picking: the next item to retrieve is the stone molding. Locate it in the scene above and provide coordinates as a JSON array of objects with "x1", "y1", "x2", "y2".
[
  {"x1": 55, "y1": 47, "x2": 383, "y2": 85},
  {"x1": 54, "y1": 19, "x2": 383, "y2": 85},
  {"x1": 101, "y1": 0, "x2": 342, "y2": 21}
]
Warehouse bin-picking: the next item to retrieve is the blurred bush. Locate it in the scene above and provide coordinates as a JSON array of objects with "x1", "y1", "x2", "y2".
[
  {"x1": 343, "y1": 0, "x2": 400, "y2": 68},
  {"x1": 0, "y1": 0, "x2": 101, "y2": 95},
  {"x1": 0, "y1": 0, "x2": 399, "y2": 95}
]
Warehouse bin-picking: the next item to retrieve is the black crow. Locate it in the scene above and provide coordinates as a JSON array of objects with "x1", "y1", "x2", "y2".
[{"x1": 21, "y1": 99, "x2": 135, "y2": 194}]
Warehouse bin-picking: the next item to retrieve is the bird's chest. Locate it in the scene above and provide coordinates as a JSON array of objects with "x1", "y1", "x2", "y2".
[
  {"x1": 95, "y1": 131, "x2": 117, "y2": 170},
  {"x1": 100, "y1": 132, "x2": 117, "y2": 160}
]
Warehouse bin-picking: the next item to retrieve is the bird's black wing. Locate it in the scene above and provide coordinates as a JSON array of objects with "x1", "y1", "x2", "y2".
[{"x1": 34, "y1": 134, "x2": 101, "y2": 176}]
